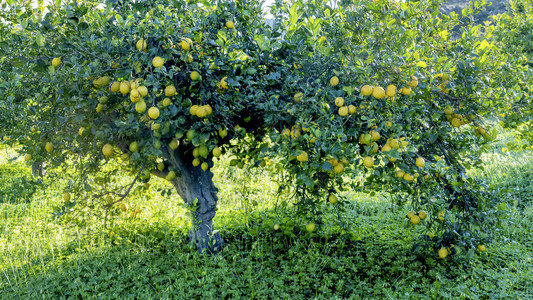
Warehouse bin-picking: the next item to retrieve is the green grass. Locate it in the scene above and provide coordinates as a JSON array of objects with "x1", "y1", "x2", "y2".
[{"x1": 1, "y1": 140, "x2": 532, "y2": 299}]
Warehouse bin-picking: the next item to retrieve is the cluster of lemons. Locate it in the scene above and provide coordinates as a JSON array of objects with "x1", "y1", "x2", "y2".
[{"x1": 407, "y1": 210, "x2": 427, "y2": 225}]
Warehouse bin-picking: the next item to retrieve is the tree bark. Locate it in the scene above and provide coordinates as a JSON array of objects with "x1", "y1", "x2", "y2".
[
  {"x1": 31, "y1": 161, "x2": 45, "y2": 177},
  {"x1": 161, "y1": 145, "x2": 223, "y2": 254}
]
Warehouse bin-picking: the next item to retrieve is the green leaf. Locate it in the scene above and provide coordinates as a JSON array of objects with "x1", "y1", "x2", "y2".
[{"x1": 416, "y1": 61, "x2": 427, "y2": 68}]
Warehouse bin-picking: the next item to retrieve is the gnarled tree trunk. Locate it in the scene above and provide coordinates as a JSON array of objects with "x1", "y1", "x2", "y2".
[
  {"x1": 31, "y1": 161, "x2": 45, "y2": 177},
  {"x1": 156, "y1": 145, "x2": 223, "y2": 254}
]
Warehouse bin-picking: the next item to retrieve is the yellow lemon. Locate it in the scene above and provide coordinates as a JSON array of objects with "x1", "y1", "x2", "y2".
[
  {"x1": 418, "y1": 211, "x2": 427, "y2": 220},
  {"x1": 165, "y1": 85, "x2": 176, "y2": 97},
  {"x1": 389, "y1": 139, "x2": 399, "y2": 149},
  {"x1": 129, "y1": 141, "x2": 139, "y2": 152},
  {"x1": 226, "y1": 20, "x2": 235, "y2": 29},
  {"x1": 403, "y1": 173, "x2": 414, "y2": 182},
  {"x1": 328, "y1": 195, "x2": 338, "y2": 204},
  {"x1": 359, "y1": 85, "x2": 372, "y2": 96},
  {"x1": 152, "y1": 56, "x2": 165, "y2": 68},
  {"x1": 24, "y1": 153, "x2": 32, "y2": 161},
  {"x1": 102, "y1": 144, "x2": 114, "y2": 158},
  {"x1": 334, "y1": 163, "x2": 344, "y2": 174},
  {"x1": 162, "y1": 98, "x2": 172, "y2": 107},
  {"x1": 451, "y1": 118, "x2": 461, "y2": 127},
  {"x1": 401, "y1": 87, "x2": 411, "y2": 96},
  {"x1": 110, "y1": 81, "x2": 120, "y2": 93},
  {"x1": 334, "y1": 97, "x2": 344, "y2": 107},
  {"x1": 438, "y1": 248, "x2": 448, "y2": 258},
  {"x1": 166, "y1": 171, "x2": 176, "y2": 181},
  {"x1": 330, "y1": 76, "x2": 339, "y2": 86},
  {"x1": 410, "y1": 215, "x2": 421, "y2": 225},
  {"x1": 52, "y1": 57, "x2": 61, "y2": 67},
  {"x1": 201, "y1": 162, "x2": 209, "y2": 171},
  {"x1": 181, "y1": 38, "x2": 193, "y2": 51},
  {"x1": 408, "y1": 76, "x2": 418, "y2": 88},
  {"x1": 137, "y1": 86, "x2": 148, "y2": 97},
  {"x1": 306, "y1": 223, "x2": 316, "y2": 233},
  {"x1": 381, "y1": 144, "x2": 392, "y2": 152},
  {"x1": 294, "y1": 92, "x2": 303, "y2": 102},
  {"x1": 338, "y1": 106, "x2": 349, "y2": 116},
  {"x1": 190, "y1": 71, "x2": 201, "y2": 81},
  {"x1": 416, "y1": 157, "x2": 425, "y2": 168},
  {"x1": 187, "y1": 54, "x2": 194, "y2": 63},
  {"x1": 120, "y1": 81, "x2": 130, "y2": 95},
  {"x1": 148, "y1": 107, "x2": 160, "y2": 119},
  {"x1": 136, "y1": 38, "x2": 147, "y2": 51},
  {"x1": 63, "y1": 192, "x2": 71, "y2": 202},
  {"x1": 385, "y1": 121, "x2": 392, "y2": 127},
  {"x1": 192, "y1": 158, "x2": 201, "y2": 167},
  {"x1": 169, "y1": 139, "x2": 180, "y2": 150},
  {"x1": 386, "y1": 85, "x2": 397, "y2": 97},
  {"x1": 296, "y1": 151, "x2": 309, "y2": 162},
  {"x1": 372, "y1": 86, "x2": 386, "y2": 99},
  {"x1": 212, "y1": 147, "x2": 222, "y2": 157},
  {"x1": 198, "y1": 145, "x2": 209, "y2": 158},
  {"x1": 135, "y1": 100, "x2": 146, "y2": 113},
  {"x1": 348, "y1": 105, "x2": 356, "y2": 114},
  {"x1": 363, "y1": 156, "x2": 374, "y2": 168},
  {"x1": 478, "y1": 245, "x2": 486, "y2": 252}
]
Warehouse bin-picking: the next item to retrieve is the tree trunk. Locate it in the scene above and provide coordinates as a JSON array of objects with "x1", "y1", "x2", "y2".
[
  {"x1": 31, "y1": 161, "x2": 45, "y2": 177},
  {"x1": 161, "y1": 145, "x2": 223, "y2": 254}
]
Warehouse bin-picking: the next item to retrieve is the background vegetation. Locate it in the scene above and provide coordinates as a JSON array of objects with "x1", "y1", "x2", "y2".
[{"x1": 1, "y1": 124, "x2": 532, "y2": 298}]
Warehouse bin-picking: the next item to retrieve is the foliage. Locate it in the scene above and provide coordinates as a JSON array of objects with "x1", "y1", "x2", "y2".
[
  {"x1": 0, "y1": 144, "x2": 532, "y2": 298},
  {"x1": 0, "y1": 0, "x2": 522, "y2": 253}
]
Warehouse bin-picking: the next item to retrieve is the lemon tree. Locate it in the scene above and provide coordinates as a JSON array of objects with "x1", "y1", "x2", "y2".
[{"x1": 0, "y1": 0, "x2": 513, "y2": 254}]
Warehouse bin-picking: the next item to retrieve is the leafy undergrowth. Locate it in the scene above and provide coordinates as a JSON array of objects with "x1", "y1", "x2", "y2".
[{"x1": 0, "y1": 144, "x2": 532, "y2": 299}]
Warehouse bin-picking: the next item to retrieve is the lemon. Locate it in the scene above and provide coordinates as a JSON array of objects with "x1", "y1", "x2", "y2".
[
  {"x1": 381, "y1": 144, "x2": 392, "y2": 152},
  {"x1": 130, "y1": 89, "x2": 141, "y2": 103},
  {"x1": 181, "y1": 38, "x2": 193, "y2": 51},
  {"x1": 428, "y1": 232, "x2": 435, "y2": 238},
  {"x1": 328, "y1": 195, "x2": 338, "y2": 204},
  {"x1": 338, "y1": 106, "x2": 349, "y2": 116},
  {"x1": 166, "y1": 171, "x2": 176, "y2": 181},
  {"x1": 129, "y1": 141, "x2": 139, "y2": 152},
  {"x1": 110, "y1": 81, "x2": 120, "y2": 93},
  {"x1": 371, "y1": 131, "x2": 380, "y2": 142},
  {"x1": 63, "y1": 192, "x2": 71, "y2": 202},
  {"x1": 226, "y1": 20, "x2": 235, "y2": 29},
  {"x1": 334, "y1": 97, "x2": 344, "y2": 107},
  {"x1": 408, "y1": 76, "x2": 418, "y2": 88},
  {"x1": 162, "y1": 98, "x2": 172, "y2": 107},
  {"x1": 363, "y1": 156, "x2": 374, "y2": 168},
  {"x1": 190, "y1": 71, "x2": 201, "y2": 81},
  {"x1": 401, "y1": 87, "x2": 411, "y2": 96},
  {"x1": 52, "y1": 57, "x2": 61, "y2": 67},
  {"x1": 415, "y1": 157, "x2": 425, "y2": 168},
  {"x1": 273, "y1": 224, "x2": 280, "y2": 230},
  {"x1": 306, "y1": 223, "x2": 316, "y2": 233},
  {"x1": 187, "y1": 130, "x2": 196, "y2": 140},
  {"x1": 95, "y1": 103, "x2": 104, "y2": 113},
  {"x1": 189, "y1": 105, "x2": 199, "y2": 116},
  {"x1": 135, "y1": 100, "x2": 146, "y2": 113},
  {"x1": 137, "y1": 86, "x2": 148, "y2": 97},
  {"x1": 407, "y1": 211, "x2": 416, "y2": 219},
  {"x1": 219, "y1": 128, "x2": 228, "y2": 138},
  {"x1": 389, "y1": 139, "x2": 399, "y2": 149},
  {"x1": 403, "y1": 173, "x2": 414, "y2": 182},
  {"x1": 212, "y1": 147, "x2": 222, "y2": 157},
  {"x1": 386, "y1": 85, "x2": 397, "y2": 97},
  {"x1": 192, "y1": 158, "x2": 201, "y2": 167},
  {"x1": 418, "y1": 210, "x2": 427, "y2": 220},
  {"x1": 348, "y1": 105, "x2": 356, "y2": 114},
  {"x1": 385, "y1": 121, "x2": 392, "y2": 127},
  {"x1": 151, "y1": 122, "x2": 161, "y2": 131},
  {"x1": 192, "y1": 148, "x2": 200, "y2": 158},
  {"x1": 165, "y1": 85, "x2": 176, "y2": 97},
  {"x1": 169, "y1": 139, "x2": 180, "y2": 150},
  {"x1": 296, "y1": 151, "x2": 309, "y2": 162},
  {"x1": 451, "y1": 118, "x2": 461, "y2": 127},
  {"x1": 102, "y1": 144, "x2": 114, "y2": 158},
  {"x1": 187, "y1": 54, "x2": 194, "y2": 63},
  {"x1": 389, "y1": 156, "x2": 398, "y2": 163},
  {"x1": 294, "y1": 92, "x2": 303, "y2": 102},
  {"x1": 438, "y1": 248, "x2": 448, "y2": 259},
  {"x1": 200, "y1": 162, "x2": 208, "y2": 171},
  {"x1": 330, "y1": 76, "x2": 339, "y2": 86},
  {"x1": 157, "y1": 162, "x2": 165, "y2": 171},
  {"x1": 478, "y1": 245, "x2": 486, "y2": 252},
  {"x1": 334, "y1": 163, "x2": 344, "y2": 174},
  {"x1": 148, "y1": 107, "x2": 160, "y2": 119},
  {"x1": 120, "y1": 202, "x2": 129, "y2": 212},
  {"x1": 410, "y1": 215, "x2": 421, "y2": 225},
  {"x1": 372, "y1": 86, "x2": 386, "y2": 99},
  {"x1": 361, "y1": 85, "x2": 373, "y2": 96},
  {"x1": 136, "y1": 38, "x2": 147, "y2": 51},
  {"x1": 198, "y1": 145, "x2": 209, "y2": 158},
  {"x1": 120, "y1": 81, "x2": 130, "y2": 95},
  {"x1": 396, "y1": 170, "x2": 405, "y2": 178},
  {"x1": 152, "y1": 56, "x2": 165, "y2": 68},
  {"x1": 24, "y1": 154, "x2": 32, "y2": 161}
]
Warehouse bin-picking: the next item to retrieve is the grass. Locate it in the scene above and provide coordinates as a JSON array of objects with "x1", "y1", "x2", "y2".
[{"x1": 1, "y1": 131, "x2": 533, "y2": 298}]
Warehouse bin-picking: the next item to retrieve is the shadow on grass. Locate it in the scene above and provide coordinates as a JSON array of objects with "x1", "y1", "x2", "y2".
[{"x1": 2, "y1": 205, "x2": 532, "y2": 300}]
